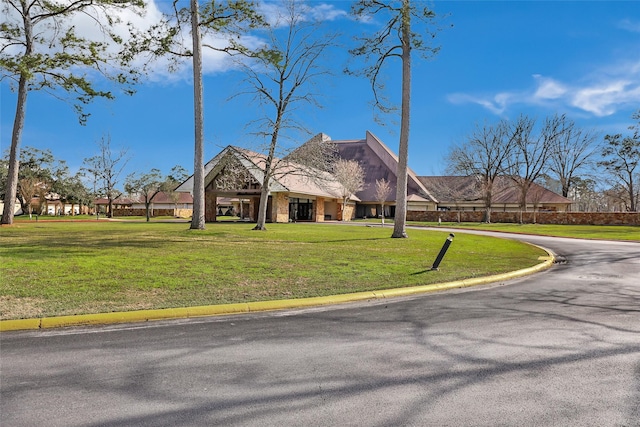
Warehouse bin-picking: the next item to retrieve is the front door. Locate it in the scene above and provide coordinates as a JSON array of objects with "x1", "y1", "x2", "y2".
[{"x1": 289, "y1": 198, "x2": 313, "y2": 221}]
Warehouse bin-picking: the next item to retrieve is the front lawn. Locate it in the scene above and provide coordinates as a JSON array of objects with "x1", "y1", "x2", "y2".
[
  {"x1": 0, "y1": 222, "x2": 547, "y2": 320},
  {"x1": 409, "y1": 222, "x2": 640, "y2": 241}
]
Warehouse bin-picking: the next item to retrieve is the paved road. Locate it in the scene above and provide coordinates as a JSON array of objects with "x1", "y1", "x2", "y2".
[{"x1": 1, "y1": 231, "x2": 639, "y2": 426}]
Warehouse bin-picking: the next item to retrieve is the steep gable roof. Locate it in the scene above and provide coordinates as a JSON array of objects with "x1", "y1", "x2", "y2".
[
  {"x1": 331, "y1": 131, "x2": 437, "y2": 203},
  {"x1": 176, "y1": 145, "x2": 356, "y2": 201}
]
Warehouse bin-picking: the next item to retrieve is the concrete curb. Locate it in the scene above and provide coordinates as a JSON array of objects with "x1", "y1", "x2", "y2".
[{"x1": 0, "y1": 252, "x2": 555, "y2": 332}]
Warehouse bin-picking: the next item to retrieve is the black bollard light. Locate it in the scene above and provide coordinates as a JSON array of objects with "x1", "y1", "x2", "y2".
[{"x1": 431, "y1": 233, "x2": 455, "y2": 271}]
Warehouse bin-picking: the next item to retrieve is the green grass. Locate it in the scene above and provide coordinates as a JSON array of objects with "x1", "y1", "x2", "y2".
[
  {"x1": 0, "y1": 222, "x2": 546, "y2": 320},
  {"x1": 407, "y1": 221, "x2": 640, "y2": 241},
  {"x1": 356, "y1": 219, "x2": 639, "y2": 241}
]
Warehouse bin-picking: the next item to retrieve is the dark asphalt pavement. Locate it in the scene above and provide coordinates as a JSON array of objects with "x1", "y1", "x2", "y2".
[{"x1": 1, "y1": 231, "x2": 639, "y2": 426}]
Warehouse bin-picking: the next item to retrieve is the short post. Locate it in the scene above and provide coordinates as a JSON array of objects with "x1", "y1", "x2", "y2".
[{"x1": 431, "y1": 233, "x2": 455, "y2": 271}]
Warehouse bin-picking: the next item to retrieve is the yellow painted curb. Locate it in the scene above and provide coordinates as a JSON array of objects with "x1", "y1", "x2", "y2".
[{"x1": 1, "y1": 253, "x2": 555, "y2": 332}]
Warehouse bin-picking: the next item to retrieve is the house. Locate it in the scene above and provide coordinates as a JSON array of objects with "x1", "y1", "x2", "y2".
[
  {"x1": 95, "y1": 192, "x2": 194, "y2": 218},
  {"x1": 130, "y1": 192, "x2": 193, "y2": 218},
  {"x1": 39, "y1": 193, "x2": 90, "y2": 215},
  {"x1": 175, "y1": 140, "x2": 356, "y2": 223},
  {"x1": 417, "y1": 176, "x2": 573, "y2": 212},
  {"x1": 0, "y1": 198, "x2": 22, "y2": 216},
  {"x1": 174, "y1": 131, "x2": 572, "y2": 223}
]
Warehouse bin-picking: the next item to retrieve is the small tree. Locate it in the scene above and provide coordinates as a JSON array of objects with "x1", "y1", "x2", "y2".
[
  {"x1": 83, "y1": 135, "x2": 129, "y2": 218},
  {"x1": 11, "y1": 147, "x2": 56, "y2": 216},
  {"x1": 17, "y1": 176, "x2": 43, "y2": 218},
  {"x1": 165, "y1": 165, "x2": 189, "y2": 217},
  {"x1": 125, "y1": 169, "x2": 165, "y2": 222},
  {"x1": 424, "y1": 176, "x2": 479, "y2": 223},
  {"x1": 447, "y1": 120, "x2": 514, "y2": 223},
  {"x1": 505, "y1": 114, "x2": 563, "y2": 222},
  {"x1": 374, "y1": 178, "x2": 392, "y2": 225},
  {"x1": 598, "y1": 111, "x2": 640, "y2": 212},
  {"x1": 548, "y1": 117, "x2": 598, "y2": 198},
  {"x1": 333, "y1": 159, "x2": 365, "y2": 221}
]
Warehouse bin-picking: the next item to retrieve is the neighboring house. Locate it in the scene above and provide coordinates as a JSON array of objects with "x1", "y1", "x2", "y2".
[
  {"x1": 94, "y1": 196, "x2": 134, "y2": 215},
  {"x1": 176, "y1": 143, "x2": 357, "y2": 223},
  {"x1": 0, "y1": 199, "x2": 23, "y2": 216},
  {"x1": 1, "y1": 194, "x2": 88, "y2": 216},
  {"x1": 130, "y1": 192, "x2": 193, "y2": 218},
  {"x1": 39, "y1": 193, "x2": 89, "y2": 215},
  {"x1": 95, "y1": 192, "x2": 194, "y2": 218},
  {"x1": 418, "y1": 176, "x2": 573, "y2": 212}
]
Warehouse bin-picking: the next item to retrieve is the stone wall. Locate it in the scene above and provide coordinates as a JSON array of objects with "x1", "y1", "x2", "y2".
[
  {"x1": 113, "y1": 208, "x2": 178, "y2": 217},
  {"x1": 407, "y1": 210, "x2": 640, "y2": 226}
]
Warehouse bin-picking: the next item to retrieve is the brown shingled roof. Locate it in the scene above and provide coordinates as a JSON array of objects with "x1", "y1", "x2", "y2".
[
  {"x1": 332, "y1": 131, "x2": 437, "y2": 203},
  {"x1": 417, "y1": 176, "x2": 572, "y2": 205}
]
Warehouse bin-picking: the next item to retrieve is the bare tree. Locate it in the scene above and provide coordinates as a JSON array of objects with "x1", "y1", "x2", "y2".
[
  {"x1": 235, "y1": 0, "x2": 337, "y2": 230},
  {"x1": 16, "y1": 176, "x2": 43, "y2": 219},
  {"x1": 598, "y1": 110, "x2": 640, "y2": 212},
  {"x1": 349, "y1": 0, "x2": 443, "y2": 238},
  {"x1": 423, "y1": 176, "x2": 480, "y2": 223},
  {"x1": 333, "y1": 159, "x2": 365, "y2": 221},
  {"x1": 505, "y1": 114, "x2": 562, "y2": 222},
  {"x1": 83, "y1": 135, "x2": 129, "y2": 218},
  {"x1": 374, "y1": 178, "x2": 392, "y2": 225},
  {"x1": 165, "y1": 165, "x2": 189, "y2": 217},
  {"x1": 447, "y1": 120, "x2": 514, "y2": 222},
  {"x1": 548, "y1": 116, "x2": 598, "y2": 198}
]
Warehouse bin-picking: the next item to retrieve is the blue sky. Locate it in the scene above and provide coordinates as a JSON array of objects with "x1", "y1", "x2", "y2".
[{"x1": 2, "y1": 0, "x2": 639, "y2": 184}]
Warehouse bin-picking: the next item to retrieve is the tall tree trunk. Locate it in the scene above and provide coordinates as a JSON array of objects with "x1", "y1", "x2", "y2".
[
  {"x1": 1, "y1": 73, "x2": 29, "y2": 225},
  {"x1": 190, "y1": 0, "x2": 205, "y2": 230},
  {"x1": 254, "y1": 184, "x2": 270, "y2": 230},
  {"x1": 2, "y1": 2, "x2": 33, "y2": 225},
  {"x1": 254, "y1": 131, "x2": 279, "y2": 230},
  {"x1": 484, "y1": 183, "x2": 492, "y2": 223},
  {"x1": 628, "y1": 170, "x2": 636, "y2": 212},
  {"x1": 392, "y1": 0, "x2": 411, "y2": 239}
]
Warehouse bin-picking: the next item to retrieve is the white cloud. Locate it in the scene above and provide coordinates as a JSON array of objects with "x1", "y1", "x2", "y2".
[
  {"x1": 307, "y1": 4, "x2": 349, "y2": 21},
  {"x1": 447, "y1": 92, "x2": 511, "y2": 115},
  {"x1": 533, "y1": 75, "x2": 567, "y2": 100},
  {"x1": 571, "y1": 80, "x2": 638, "y2": 116},
  {"x1": 3, "y1": 0, "x2": 347, "y2": 84},
  {"x1": 258, "y1": 1, "x2": 348, "y2": 26},
  {"x1": 618, "y1": 19, "x2": 640, "y2": 33},
  {"x1": 448, "y1": 58, "x2": 640, "y2": 118}
]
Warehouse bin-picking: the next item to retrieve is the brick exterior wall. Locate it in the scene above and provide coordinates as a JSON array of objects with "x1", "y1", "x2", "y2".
[
  {"x1": 272, "y1": 193, "x2": 290, "y2": 223},
  {"x1": 205, "y1": 192, "x2": 217, "y2": 222},
  {"x1": 314, "y1": 197, "x2": 325, "y2": 222},
  {"x1": 407, "y1": 210, "x2": 640, "y2": 225}
]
